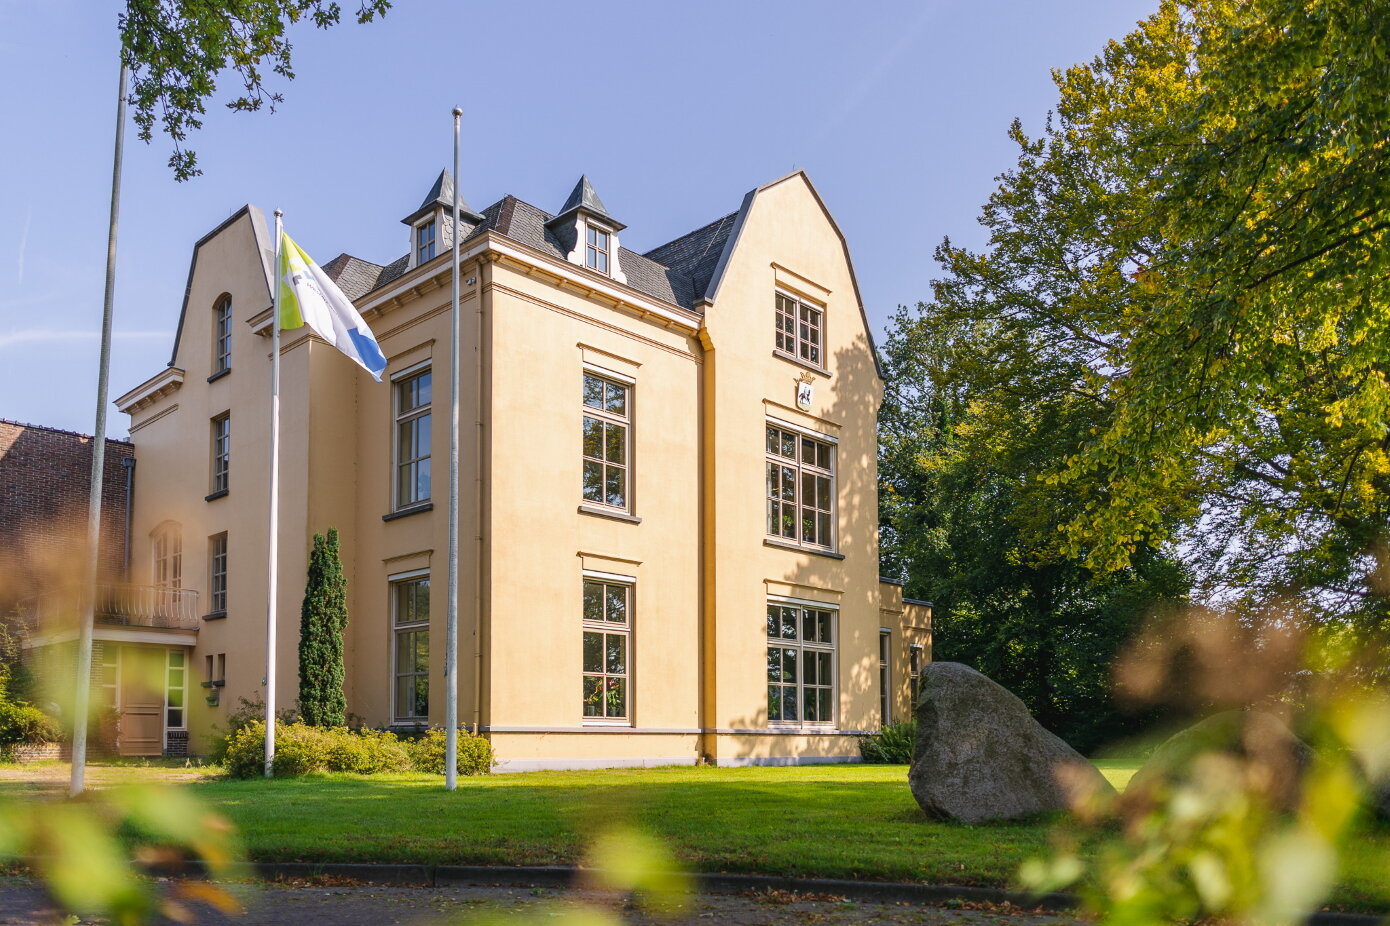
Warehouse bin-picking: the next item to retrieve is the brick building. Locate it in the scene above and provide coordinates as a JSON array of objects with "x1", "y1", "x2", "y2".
[{"x1": 0, "y1": 420, "x2": 135, "y2": 610}]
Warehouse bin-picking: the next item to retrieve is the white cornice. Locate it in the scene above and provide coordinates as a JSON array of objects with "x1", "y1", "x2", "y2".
[
  {"x1": 354, "y1": 240, "x2": 491, "y2": 318},
  {"x1": 115, "y1": 367, "x2": 185, "y2": 414},
  {"x1": 353, "y1": 232, "x2": 701, "y2": 333},
  {"x1": 22, "y1": 625, "x2": 197, "y2": 649},
  {"x1": 487, "y1": 235, "x2": 699, "y2": 330}
]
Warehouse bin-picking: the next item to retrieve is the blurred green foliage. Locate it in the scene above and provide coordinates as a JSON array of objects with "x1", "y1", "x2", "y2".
[
  {"x1": 0, "y1": 784, "x2": 241, "y2": 924},
  {"x1": 1022, "y1": 613, "x2": 1390, "y2": 924}
]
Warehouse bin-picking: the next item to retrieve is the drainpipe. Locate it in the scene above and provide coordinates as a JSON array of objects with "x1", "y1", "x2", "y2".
[
  {"x1": 472, "y1": 256, "x2": 487, "y2": 733},
  {"x1": 696, "y1": 324, "x2": 716, "y2": 764},
  {"x1": 120, "y1": 457, "x2": 136, "y2": 581}
]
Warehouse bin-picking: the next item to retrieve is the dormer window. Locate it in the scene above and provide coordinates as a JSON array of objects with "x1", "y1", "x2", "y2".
[
  {"x1": 415, "y1": 220, "x2": 437, "y2": 265},
  {"x1": 585, "y1": 224, "x2": 610, "y2": 275},
  {"x1": 401, "y1": 169, "x2": 483, "y2": 267},
  {"x1": 549, "y1": 177, "x2": 626, "y2": 283}
]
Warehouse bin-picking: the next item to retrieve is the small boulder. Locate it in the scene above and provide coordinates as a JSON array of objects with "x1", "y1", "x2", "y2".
[
  {"x1": 1128, "y1": 710, "x2": 1313, "y2": 811},
  {"x1": 909, "y1": 662, "x2": 1116, "y2": 823}
]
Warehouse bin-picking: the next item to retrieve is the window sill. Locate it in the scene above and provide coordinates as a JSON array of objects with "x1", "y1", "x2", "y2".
[
  {"x1": 578, "y1": 503, "x2": 641, "y2": 525},
  {"x1": 764, "y1": 724, "x2": 844, "y2": 735},
  {"x1": 207, "y1": 368, "x2": 231, "y2": 384},
  {"x1": 763, "y1": 537, "x2": 845, "y2": 560},
  {"x1": 200, "y1": 680, "x2": 226, "y2": 688},
  {"x1": 772, "y1": 349, "x2": 830, "y2": 378},
  {"x1": 205, "y1": 489, "x2": 229, "y2": 502},
  {"x1": 383, "y1": 502, "x2": 433, "y2": 522},
  {"x1": 582, "y1": 720, "x2": 633, "y2": 728},
  {"x1": 389, "y1": 721, "x2": 428, "y2": 730},
  {"x1": 202, "y1": 611, "x2": 227, "y2": 622}
]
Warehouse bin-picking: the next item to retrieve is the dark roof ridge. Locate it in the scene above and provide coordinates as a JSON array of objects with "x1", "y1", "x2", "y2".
[
  {"x1": 322, "y1": 252, "x2": 385, "y2": 273},
  {"x1": 644, "y1": 210, "x2": 739, "y2": 259},
  {"x1": 547, "y1": 175, "x2": 623, "y2": 230},
  {"x1": 495, "y1": 194, "x2": 520, "y2": 236},
  {"x1": 0, "y1": 418, "x2": 134, "y2": 446},
  {"x1": 358, "y1": 194, "x2": 699, "y2": 312}
]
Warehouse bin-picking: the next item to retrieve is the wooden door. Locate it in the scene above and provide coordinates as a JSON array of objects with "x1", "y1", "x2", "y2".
[{"x1": 118, "y1": 646, "x2": 165, "y2": 757}]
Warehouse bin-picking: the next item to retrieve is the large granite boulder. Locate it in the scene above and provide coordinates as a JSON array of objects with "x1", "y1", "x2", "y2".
[
  {"x1": 1128, "y1": 710, "x2": 1313, "y2": 811},
  {"x1": 909, "y1": 662, "x2": 1116, "y2": 823}
]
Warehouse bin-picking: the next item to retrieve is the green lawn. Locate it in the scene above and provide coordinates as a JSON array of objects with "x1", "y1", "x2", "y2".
[
  {"x1": 1092, "y1": 757, "x2": 1139, "y2": 792},
  {"x1": 4, "y1": 762, "x2": 1387, "y2": 912},
  {"x1": 192, "y1": 765, "x2": 1052, "y2": 886}
]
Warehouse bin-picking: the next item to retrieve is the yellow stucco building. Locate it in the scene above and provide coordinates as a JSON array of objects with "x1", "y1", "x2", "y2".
[{"x1": 99, "y1": 169, "x2": 931, "y2": 768}]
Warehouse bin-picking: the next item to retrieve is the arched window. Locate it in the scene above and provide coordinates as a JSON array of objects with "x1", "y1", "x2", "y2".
[
  {"x1": 212, "y1": 294, "x2": 232, "y2": 375},
  {"x1": 151, "y1": 522, "x2": 182, "y2": 590}
]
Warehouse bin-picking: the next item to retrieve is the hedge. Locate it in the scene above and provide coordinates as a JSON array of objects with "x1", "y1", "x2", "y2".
[
  {"x1": 224, "y1": 721, "x2": 493, "y2": 779},
  {"x1": 0, "y1": 700, "x2": 60, "y2": 748}
]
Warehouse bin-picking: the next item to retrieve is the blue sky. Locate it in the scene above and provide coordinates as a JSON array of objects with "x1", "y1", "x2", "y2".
[{"x1": 0, "y1": 0, "x2": 1157, "y2": 436}]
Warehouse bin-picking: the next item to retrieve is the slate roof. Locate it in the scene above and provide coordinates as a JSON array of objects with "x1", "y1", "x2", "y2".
[
  {"x1": 643, "y1": 211, "x2": 739, "y2": 303},
  {"x1": 321, "y1": 253, "x2": 390, "y2": 302},
  {"x1": 403, "y1": 169, "x2": 482, "y2": 224},
  {"x1": 549, "y1": 175, "x2": 622, "y2": 229},
  {"x1": 339, "y1": 193, "x2": 706, "y2": 313}
]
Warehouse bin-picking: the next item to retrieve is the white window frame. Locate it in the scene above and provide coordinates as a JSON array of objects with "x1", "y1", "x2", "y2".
[
  {"x1": 774, "y1": 289, "x2": 826, "y2": 369},
  {"x1": 165, "y1": 648, "x2": 187, "y2": 737},
  {"x1": 581, "y1": 369, "x2": 632, "y2": 512},
  {"x1": 584, "y1": 221, "x2": 612, "y2": 276},
  {"x1": 909, "y1": 643, "x2": 925, "y2": 704},
  {"x1": 765, "y1": 420, "x2": 837, "y2": 550},
  {"x1": 415, "y1": 218, "x2": 437, "y2": 266},
  {"x1": 212, "y1": 294, "x2": 232, "y2": 374},
  {"x1": 392, "y1": 364, "x2": 432, "y2": 510},
  {"x1": 765, "y1": 596, "x2": 838, "y2": 729},
  {"x1": 879, "y1": 629, "x2": 892, "y2": 726},
  {"x1": 581, "y1": 570, "x2": 633, "y2": 725},
  {"x1": 97, "y1": 643, "x2": 120, "y2": 712},
  {"x1": 390, "y1": 569, "x2": 431, "y2": 724},
  {"x1": 210, "y1": 412, "x2": 230, "y2": 494},
  {"x1": 151, "y1": 523, "x2": 182, "y2": 590},
  {"x1": 209, "y1": 532, "x2": 228, "y2": 614}
]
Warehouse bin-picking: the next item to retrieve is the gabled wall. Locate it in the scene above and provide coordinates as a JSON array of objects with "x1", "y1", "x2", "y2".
[{"x1": 699, "y1": 172, "x2": 885, "y2": 762}]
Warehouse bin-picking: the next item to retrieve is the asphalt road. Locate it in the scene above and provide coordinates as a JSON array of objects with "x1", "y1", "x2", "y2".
[{"x1": 0, "y1": 875, "x2": 1076, "y2": 925}]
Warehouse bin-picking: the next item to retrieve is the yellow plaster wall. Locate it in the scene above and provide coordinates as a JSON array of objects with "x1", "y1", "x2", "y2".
[
  {"x1": 700, "y1": 174, "x2": 885, "y2": 760},
  {"x1": 124, "y1": 210, "x2": 282, "y2": 750},
  {"x1": 484, "y1": 261, "x2": 703, "y2": 733}
]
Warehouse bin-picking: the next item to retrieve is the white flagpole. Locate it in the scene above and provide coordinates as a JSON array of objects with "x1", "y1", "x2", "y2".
[
  {"x1": 445, "y1": 108, "x2": 462, "y2": 790},
  {"x1": 70, "y1": 59, "x2": 129, "y2": 798},
  {"x1": 265, "y1": 209, "x2": 283, "y2": 778}
]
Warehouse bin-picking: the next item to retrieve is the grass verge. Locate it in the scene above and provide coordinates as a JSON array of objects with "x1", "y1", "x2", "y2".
[{"x1": 2, "y1": 762, "x2": 1386, "y2": 911}]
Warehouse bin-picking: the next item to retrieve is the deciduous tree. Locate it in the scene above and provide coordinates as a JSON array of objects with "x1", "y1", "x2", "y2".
[
  {"x1": 890, "y1": 0, "x2": 1390, "y2": 653},
  {"x1": 119, "y1": 1, "x2": 391, "y2": 180},
  {"x1": 1044, "y1": 0, "x2": 1390, "y2": 623}
]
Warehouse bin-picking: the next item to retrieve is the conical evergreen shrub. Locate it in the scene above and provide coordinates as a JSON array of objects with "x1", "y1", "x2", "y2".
[{"x1": 298, "y1": 528, "x2": 348, "y2": 727}]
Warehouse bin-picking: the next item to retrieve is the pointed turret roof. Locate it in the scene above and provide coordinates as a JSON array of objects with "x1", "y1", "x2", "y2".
[
  {"x1": 546, "y1": 174, "x2": 625, "y2": 230},
  {"x1": 401, "y1": 168, "x2": 483, "y2": 225}
]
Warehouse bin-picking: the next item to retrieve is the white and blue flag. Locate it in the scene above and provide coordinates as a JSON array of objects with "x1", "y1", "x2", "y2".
[{"x1": 278, "y1": 231, "x2": 387, "y2": 381}]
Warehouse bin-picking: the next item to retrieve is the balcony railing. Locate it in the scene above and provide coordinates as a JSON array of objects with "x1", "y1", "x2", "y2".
[{"x1": 19, "y1": 584, "x2": 202, "y2": 634}]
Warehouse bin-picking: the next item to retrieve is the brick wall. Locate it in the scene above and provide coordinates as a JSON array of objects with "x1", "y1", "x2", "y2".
[
  {"x1": 165, "y1": 730, "x2": 189, "y2": 758},
  {"x1": 0, "y1": 420, "x2": 134, "y2": 606}
]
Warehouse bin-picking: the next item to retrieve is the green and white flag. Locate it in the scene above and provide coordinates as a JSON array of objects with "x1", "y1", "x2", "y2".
[{"x1": 277, "y1": 231, "x2": 387, "y2": 380}]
